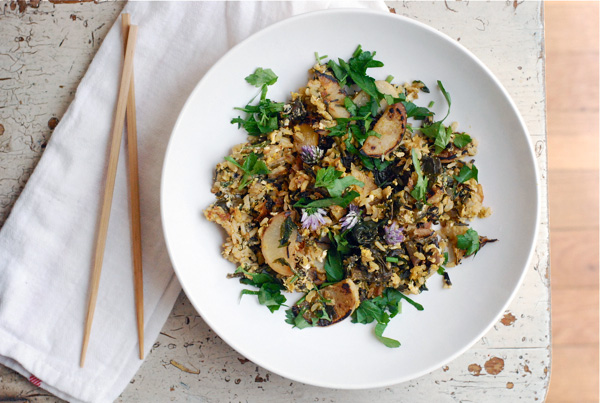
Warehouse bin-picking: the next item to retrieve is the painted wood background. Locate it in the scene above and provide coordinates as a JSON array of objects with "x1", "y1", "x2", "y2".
[{"x1": 0, "y1": 1, "x2": 550, "y2": 401}]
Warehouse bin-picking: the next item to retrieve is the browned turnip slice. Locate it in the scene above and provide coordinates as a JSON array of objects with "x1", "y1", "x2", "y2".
[
  {"x1": 361, "y1": 102, "x2": 407, "y2": 157},
  {"x1": 316, "y1": 72, "x2": 350, "y2": 119},
  {"x1": 316, "y1": 279, "x2": 360, "y2": 326},
  {"x1": 293, "y1": 124, "x2": 320, "y2": 153},
  {"x1": 261, "y1": 212, "x2": 297, "y2": 276}
]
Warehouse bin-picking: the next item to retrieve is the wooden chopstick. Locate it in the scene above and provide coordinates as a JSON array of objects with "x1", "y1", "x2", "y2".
[
  {"x1": 121, "y1": 13, "x2": 145, "y2": 361},
  {"x1": 80, "y1": 23, "x2": 138, "y2": 368}
]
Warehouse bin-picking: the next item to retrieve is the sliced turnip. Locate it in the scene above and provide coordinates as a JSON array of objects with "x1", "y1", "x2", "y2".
[
  {"x1": 316, "y1": 72, "x2": 350, "y2": 119},
  {"x1": 361, "y1": 102, "x2": 407, "y2": 157},
  {"x1": 261, "y1": 212, "x2": 297, "y2": 276}
]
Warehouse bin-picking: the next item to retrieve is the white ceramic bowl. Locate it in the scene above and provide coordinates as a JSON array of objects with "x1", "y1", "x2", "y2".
[{"x1": 161, "y1": 9, "x2": 539, "y2": 389}]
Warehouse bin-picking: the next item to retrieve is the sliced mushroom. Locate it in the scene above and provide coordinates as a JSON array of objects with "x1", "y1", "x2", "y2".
[
  {"x1": 316, "y1": 72, "x2": 350, "y2": 119},
  {"x1": 293, "y1": 124, "x2": 320, "y2": 153},
  {"x1": 361, "y1": 102, "x2": 407, "y2": 157},
  {"x1": 261, "y1": 212, "x2": 297, "y2": 276}
]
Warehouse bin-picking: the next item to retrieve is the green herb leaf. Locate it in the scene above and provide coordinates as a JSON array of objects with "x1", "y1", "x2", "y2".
[
  {"x1": 245, "y1": 68, "x2": 278, "y2": 87},
  {"x1": 410, "y1": 149, "x2": 429, "y2": 202},
  {"x1": 294, "y1": 190, "x2": 361, "y2": 209},
  {"x1": 453, "y1": 133, "x2": 472, "y2": 148},
  {"x1": 457, "y1": 228, "x2": 480, "y2": 256},
  {"x1": 327, "y1": 59, "x2": 348, "y2": 87},
  {"x1": 344, "y1": 97, "x2": 358, "y2": 116},
  {"x1": 226, "y1": 152, "x2": 271, "y2": 189},
  {"x1": 374, "y1": 322, "x2": 401, "y2": 348},
  {"x1": 237, "y1": 267, "x2": 287, "y2": 313},
  {"x1": 434, "y1": 126, "x2": 453, "y2": 154},
  {"x1": 386, "y1": 256, "x2": 399, "y2": 263},
  {"x1": 454, "y1": 164, "x2": 478, "y2": 183},
  {"x1": 397, "y1": 293, "x2": 424, "y2": 311},
  {"x1": 403, "y1": 102, "x2": 434, "y2": 120},
  {"x1": 324, "y1": 248, "x2": 343, "y2": 282},
  {"x1": 437, "y1": 80, "x2": 452, "y2": 121},
  {"x1": 279, "y1": 216, "x2": 297, "y2": 247},
  {"x1": 285, "y1": 308, "x2": 313, "y2": 329},
  {"x1": 315, "y1": 167, "x2": 364, "y2": 198}
]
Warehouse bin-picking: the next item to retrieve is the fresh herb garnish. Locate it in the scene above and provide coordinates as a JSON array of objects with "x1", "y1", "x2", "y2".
[
  {"x1": 294, "y1": 190, "x2": 360, "y2": 209},
  {"x1": 285, "y1": 307, "x2": 312, "y2": 329},
  {"x1": 417, "y1": 80, "x2": 453, "y2": 153},
  {"x1": 327, "y1": 45, "x2": 384, "y2": 101},
  {"x1": 324, "y1": 247, "x2": 343, "y2": 282},
  {"x1": 454, "y1": 163, "x2": 478, "y2": 183},
  {"x1": 403, "y1": 101, "x2": 434, "y2": 120},
  {"x1": 352, "y1": 288, "x2": 423, "y2": 348},
  {"x1": 231, "y1": 68, "x2": 284, "y2": 135},
  {"x1": 457, "y1": 228, "x2": 480, "y2": 256},
  {"x1": 236, "y1": 267, "x2": 287, "y2": 313},
  {"x1": 315, "y1": 166, "x2": 364, "y2": 198},
  {"x1": 279, "y1": 216, "x2": 297, "y2": 248},
  {"x1": 245, "y1": 68, "x2": 278, "y2": 87},
  {"x1": 386, "y1": 256, "x2": 399, "y2": 263},
  {"x1": 410, "y1": 149, "x2": 429, "y2": 202},
  {"x1": 224, "y1": 152, "x2": 271, "y2": 189},
  {"x1": 453, "y1": 133, "x2": 472, "y2": 148}
]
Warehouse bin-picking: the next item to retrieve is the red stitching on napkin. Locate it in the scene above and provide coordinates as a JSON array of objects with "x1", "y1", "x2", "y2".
[{"x1": 29, "y1": 375, "x2": 42, "y2": 387}]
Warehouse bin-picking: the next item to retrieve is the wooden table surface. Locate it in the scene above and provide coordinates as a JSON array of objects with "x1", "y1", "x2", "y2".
[{"x1": 0, "y1": 1, "x2": 550, "y2": 401}]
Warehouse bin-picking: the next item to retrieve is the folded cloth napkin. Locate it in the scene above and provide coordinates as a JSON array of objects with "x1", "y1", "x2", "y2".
[{"x1": 0, "y1": 1, "x2": 388, "y2": 402}]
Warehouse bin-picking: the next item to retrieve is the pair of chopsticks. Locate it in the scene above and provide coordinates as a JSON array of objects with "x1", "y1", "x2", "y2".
[{"x1": 80, "y1": 14, "x2": 144, "y2": 367}]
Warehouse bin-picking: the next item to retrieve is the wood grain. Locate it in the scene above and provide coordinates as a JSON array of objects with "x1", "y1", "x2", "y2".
[
  {"x1": 548, "y1": 170, "x2": 599, "y2": 230},
  {"x1": 545, "y1": 2, "x2": 599, "y2": 402},
  {"x1": 550, "y1": 229, "x2": 599, "y2": 288},
  {"x1": 121, "y1": 12, "x2": 145, "y2": 362},
  {"x1": 80, "y1": 24, "x2": 138, "y2": 367}
]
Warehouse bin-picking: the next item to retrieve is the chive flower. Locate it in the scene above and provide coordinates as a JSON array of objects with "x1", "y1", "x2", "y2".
[
  {"x1": 384, "y1": 222, "x2": 405, "y2": 245},
  {"x1": 300, "y1": 145, "x2": 324, "y2": 165},
  {"x1": 340, "y1": 204, "x2": 360, "y2": 231},
  {"x1": 301, "y1": 208, "x2": 327, "y2": 231}
]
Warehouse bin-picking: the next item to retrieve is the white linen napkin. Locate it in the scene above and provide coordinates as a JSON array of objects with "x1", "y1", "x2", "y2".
[{"x1": 0, "y1": 1, "x2": 388, "y2": 402}]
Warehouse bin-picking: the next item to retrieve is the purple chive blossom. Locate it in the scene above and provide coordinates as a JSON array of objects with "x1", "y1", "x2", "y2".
[
  {"x1": 384, "y1": 222, "x2": 405, "y2": 245},
  {"x1": 300, "y1": 145, "x2": 324, "y2": 165},
  {"x1": 301, "y1": 208, "x2": 327, "y2": 231},
  {"x1": 340, "y1": 204, "x2": 360, "y2": 231}
]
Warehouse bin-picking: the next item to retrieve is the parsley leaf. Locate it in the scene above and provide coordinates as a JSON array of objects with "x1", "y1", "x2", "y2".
[
  {"x1": 454, "y1": 164, "x2": 478, "y2": 183},
  {"x1": 410, "y1": 149, "x2": 429, "y2": 202},
  {"x1": 415, "y1": 80, "x2": 453, "y2": 153},
  {"x1": 285, "y1": 308, "x2": 313, "y2": 329},
  {"x1": 457, "y1": 228, "x2": 480, "y2": 256},
  {"x1": 403, "y1": 101, "x2": 434, "y2": 120},
  {"x1": 245, "y1": 68, "x2": 278, "y2": 87},
  {"x1": 374, "y1": 322, "x2": 400, "y2": 348},
  {"x1": 224, "y1": 152, "x2": 271, "y2": 189},
  {"x1": 324, "y1": 247, "x2": 343, "y2": 282},
  {"x1": 237, "y1": 267, "x2": 287, "y2": 313},
  {"x1": 315, "y1": 167, "x2": 364, "y2": 198},
  {"x1": 453, "y1": 133, "x2": 472, "y2": 148},
  {"x1": 232, "y1": 69, "x2": 284, "y2": 135},
  {"x1": 352, "y1": 288, "x2": 422, "y2": 348},
  {"x1": 294, "y1": 190, "x2": 360, "y2": 209}
]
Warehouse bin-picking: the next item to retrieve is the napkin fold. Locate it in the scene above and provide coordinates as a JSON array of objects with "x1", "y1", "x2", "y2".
[{"x1": 0, "y1": 1, "x2": 388, "y2": 402}]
